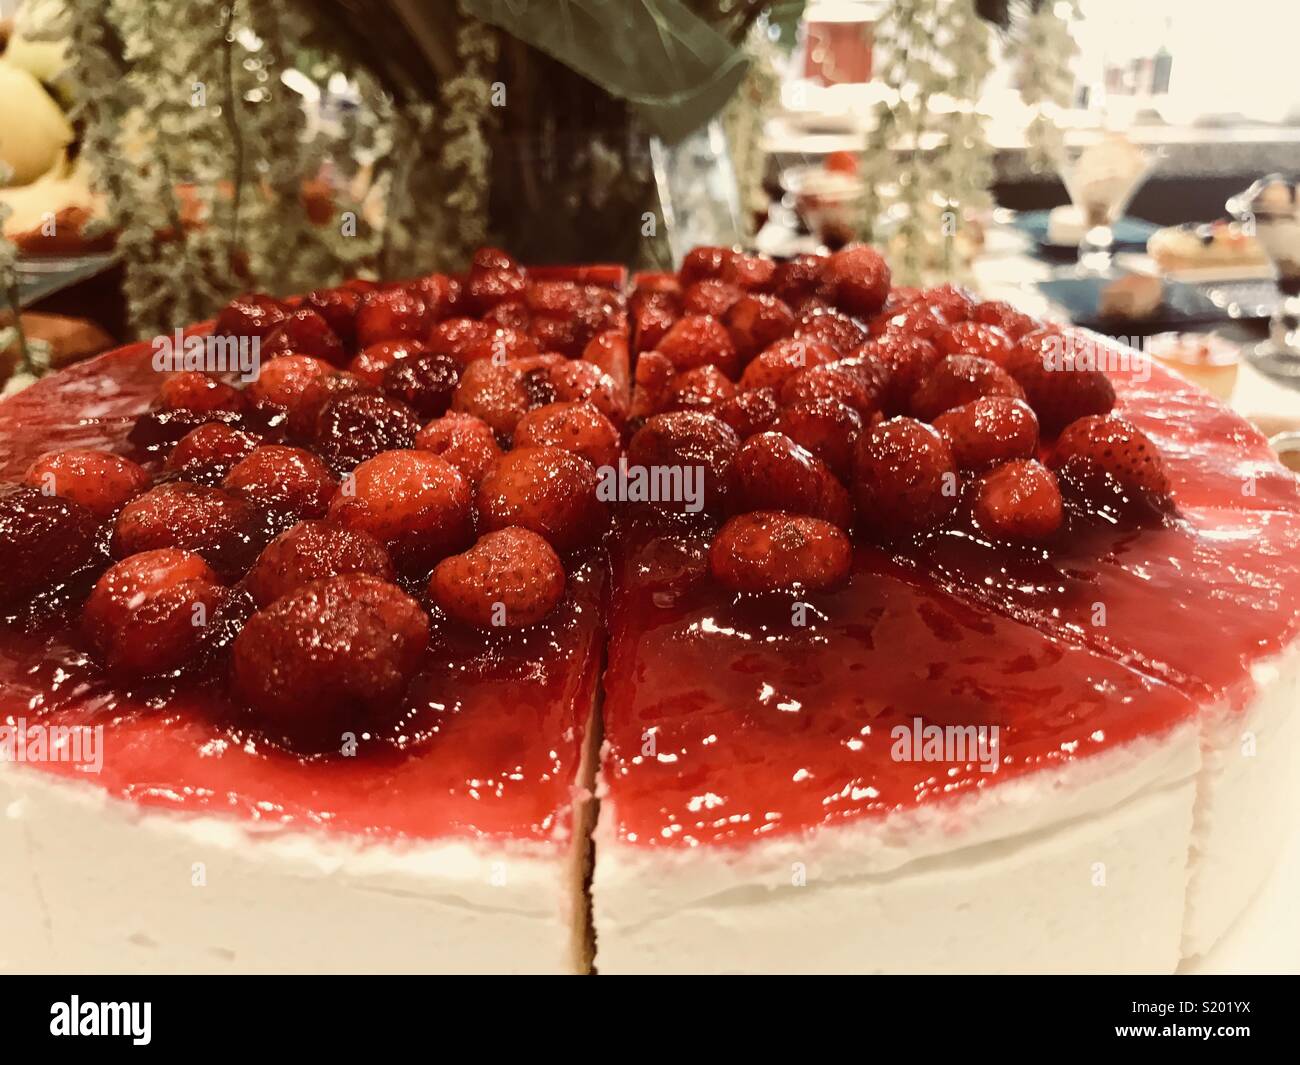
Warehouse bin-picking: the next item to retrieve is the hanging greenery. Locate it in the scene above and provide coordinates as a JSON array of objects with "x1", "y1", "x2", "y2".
[
  {"x1": 723, "y1": 20, "x2": 784, "y2": 240},
  {"x1": 1013, "y1": 0, "x2": 1080, "y2": 174},
  {"x1": 861, "y1": 0, "x2": 996, "y2": 285},
  {"x1": 28, "y1": 0, "x2": 794, "y2": 342}
]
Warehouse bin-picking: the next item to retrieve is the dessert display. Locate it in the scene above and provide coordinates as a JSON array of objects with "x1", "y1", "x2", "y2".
[
  {"x1": 1, "y1": 239, "x2": 1298, "y2": 975},
  {"x1": 1060, "y1": 132, "x2": 1152, "y2": 232},
  {"x1": 0, "y1": 155, "x2": 110, "y2": 256},
  {"x1": 1046, "y1": 204, "x2": 1088, "y2": 247},
  {"x1": 1098, "y1": 272, "x2": 1164, "y2": 320},
  {"x1": 1146, "y1": 332, "x2": 1240, "y2": 401},
  {"x1": 1233, "y1": 174, "x2": 1300, "y2": 286},
  {"x1": 1147, "y1": 219, "x2": 1268, "y2": 274}
]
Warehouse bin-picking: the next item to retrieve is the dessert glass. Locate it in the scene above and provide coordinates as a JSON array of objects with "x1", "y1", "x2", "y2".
[
  {"x1": 1057, "y1": 131, "x2": 1159, "y2": 275},
  {"x1": 1229, "y1": 175, "x2": 1300, "y2": 380}
]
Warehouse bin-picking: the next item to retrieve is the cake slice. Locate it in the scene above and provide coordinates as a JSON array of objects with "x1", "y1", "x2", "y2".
[
  {"x1": 594, "y1": 515, "x2": 1200, "y2": 973},
  {"x1": 593, "y1": 248, "x2": 1300, "y2": 973},
  {"x1": 0, "y1": 255, "x2": 627, "y2": 974}
]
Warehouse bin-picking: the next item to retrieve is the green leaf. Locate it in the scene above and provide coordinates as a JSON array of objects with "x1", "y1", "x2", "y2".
[{"x1": 461, "y1": 0, "x2": 750, "y2": 143}]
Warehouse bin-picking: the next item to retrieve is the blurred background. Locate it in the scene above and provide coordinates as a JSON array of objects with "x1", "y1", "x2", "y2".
[{"x1": 3, "y1": 0, "x2": 1300, "y2": 422}]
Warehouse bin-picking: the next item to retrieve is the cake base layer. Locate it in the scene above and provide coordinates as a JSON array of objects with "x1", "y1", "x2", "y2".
[
  {"x1": 592, "y1": 643, "x2": 1300, "y2": 974},
  {"x1": 0, "y1": 722, "x2": 597, "y2": 975},
  {"x1": 1183, "y1": 641, "x2": 1300, "y2": 956},
  {"x1": 593, "y1": 725, "x2": 1199, "y2": 974}
]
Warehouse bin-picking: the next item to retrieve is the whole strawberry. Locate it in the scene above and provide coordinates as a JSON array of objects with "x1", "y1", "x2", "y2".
[
  {"x1": 910, "y1": 354, "x2": 1024, "y2": 421},
  {"x1": 971, "y1": 459, "x2": 1063, "y2": 542},
  {"x1": 859, "y1": 333, "x2": 943, "y2": 414},
  {"x1": 667, "y1": 365, "x2": 736, "y2": 413},
  {"x1": 715, "y1": 387, "x2": 780, "y2": 439},
  {"x1": 626, "y1": 411, "x2": 741, "y2": 515},
  {"x1": 779, "y1": 359, "x2": 886, "y2": 416},
  {"x1": 709, "y1": 510, "x2": 852, "y2": 592},
  {"x1": 451, "y1": 358, "x2": 540, "y2": 437},
  {"x1": 971, "y1": 299, "x2": 1037, "y2": 340},
  {"x1": 413, "y1": 412, "x2": 503, "y2": 486},
  {"x1": 852, "y1": 417, "x2": 959, "y2": 537},
  {"x1": 165, "y1": 423, "x2": 263, "y2": 486},
  {"x1": 159, "y1": 371, "x2": 245, "y2": 415},
  {"x1": 349, "y1": 339, "x2": 426, "y2": 385},
  {"x1": 430, "y1": 527, "x2": 566, "y2": 629},
  {"x1": 771, "y1": 398, "x2": 863, "y2": 482},
  {"x1": 823, "y1": 244, "x2": 891, "y2": 318},
  {"x1": 260, "y1": 306, "x2": 347, "y2": 366},
  {"x1": 245, "y1": 520, "x2": 394, "y2": 607},
  {"x1": 738, "y1": 337, "x2": 839, "y2": 391},
  {"x1": 457, "y1": 325, "x2": 541, "y2": 367},
  {"x1": 731, "y1": 432, "x2": 853, "y2": 528},
  {"x1": 326, "y1": 449, "x2": 473, "y2": 573},
  {"x1": 630, "y1": 350, "x2": 677, "y2": 419},
  {"x1": 932, "y1": 396, "x2": 1039, "y2": 471},
  {"x1": 934, "y1": 321, "x2": 1016, "y2": 367},
  {"x1": 232, "y1": 574, "x2": 429, "y2": 750},
  {"x1": 513, "y1": 401, "x2": 622, "y2": 470},
  {"x1": 82, "y1": 548, "x2": 225, "y2": 677},
  {"x1": 720, "y1": 251, "x2": 777, "y2": 292},
  {"x1": 631, "y1": 291, "x2": 679, "y2": 354},
  {"x1": 426, "y1": 318, "x2": 493, "y2": 367},
  {"x1": 475, "y1": 445, "x2": 606, "y2": 553},
  {"x1": 113, "y1": 482, "x2": 260, "y2": 578},
  {"x1": 793, "y1": 308, "x2": 869, "y2": 354},
  {"x1": 725, "y1": 293, "x2": 796, "y2": 361},
  {"x1": 683, "y1": 279, "x2": 744, "y2": 318},
  {"x1": 549, "y1": 360, "x2": 628, "y2": 427},
  {"x1": 679, "y1": 245, "x2": 733, "y2": 285},
  {"x1": 0, "y1": 485, "x2": 104, "y2": 609},
  {"x1": 223, "y1": 445, "x2": 337, "y2": 531},
  {"x1": 246, "y1": 355, "x2": 335, "y2": 419},
  {"x1": 304, "y1": 285, "x2": 364, "y2": 347},
  {"x1": 355, "y1": 287, "x2": 431, "y2": 347},
  {"x1": 214, "y1": 293, "x2": 290, "y2": 341},
  {"x1": 24, "y1": 449, "x2": 151, "y2": 518},
  {"x1": 771, "y1": 253, "x2": 830, "y2": 306},
  {"x1": 408, "y1": 272, "x2": 462, "y2": 321},
  {"x1": 1009, "y1": 331, "x2": 1116, "y2": 435},
  {"x1": 1052, "y1": 414, "x2": 1173, "y2": 523},
  {"x1": 656, "y1": 315, "x2": 740, "y2": 377}
]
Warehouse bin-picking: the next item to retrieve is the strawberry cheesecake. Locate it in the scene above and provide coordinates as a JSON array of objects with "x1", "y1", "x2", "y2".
[
  {"x1": 0, "y1": 252, "x2": 625, "y2": 974},
  {"x1": 0, "y1": 242, "x2": 1297, "y2": 975}
]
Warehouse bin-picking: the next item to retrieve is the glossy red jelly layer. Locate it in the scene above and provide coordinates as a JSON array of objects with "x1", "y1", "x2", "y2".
[
  {"x1": 602, "y1": 514, "x2": 1195, "y2": 847},
  {"x1": 908, "y1": 362, "x2": 1300, "y2": 704},
  {"x1": 601, "y1": 357, "x2": 1300, "y2": 848},
  {"x1": 0, "y1": 343, "x2": 602, "y2": 842}
]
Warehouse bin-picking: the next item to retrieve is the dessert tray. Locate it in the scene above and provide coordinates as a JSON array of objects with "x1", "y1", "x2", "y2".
[{"x1": 0, "y1": 242, "x2": 1297, "y2": 974}]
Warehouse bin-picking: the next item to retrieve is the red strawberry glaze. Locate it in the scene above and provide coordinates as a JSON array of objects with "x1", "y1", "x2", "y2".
[
  {"x1": 600, "y1": 321, "x2": 1300, "y2": 847},
  {"x1": 904, "y1": 357, "x2": 1300, "y2": 706},
  {"x1": 601, "y1": 513, "x2": 1194, "y2": 847},
  {"x1": 0, "y1": 339, "x2": 604, "y2": 843}
]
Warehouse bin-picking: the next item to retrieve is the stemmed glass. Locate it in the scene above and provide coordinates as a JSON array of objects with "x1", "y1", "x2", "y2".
[
  {"x1": 1056, "y1": 131, "x2": 1162, "y2": 275},
  {"x1": 1228, "y1": 175, "x2": 1300, "y2": 381}
]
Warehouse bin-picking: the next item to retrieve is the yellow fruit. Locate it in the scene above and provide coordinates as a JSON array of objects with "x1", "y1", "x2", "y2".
[{"x1": 0, "y1": 60, "x2": 74, "y2": 187}]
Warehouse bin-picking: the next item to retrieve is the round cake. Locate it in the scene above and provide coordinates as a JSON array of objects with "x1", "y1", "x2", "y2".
[{"x1": 0, "y1": 244, "x2": 1296, "y2": 975}]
